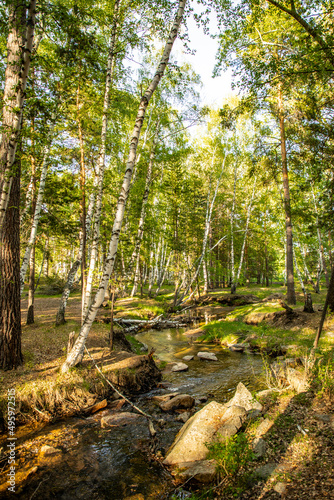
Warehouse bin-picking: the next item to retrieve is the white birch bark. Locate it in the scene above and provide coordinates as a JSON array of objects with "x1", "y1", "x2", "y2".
[
  {"x1": 62, "y1": 0, "x2": 187, "y2": 372},
  {"x1": 20, "y1": 134, "x2": 54, "y2": 293},
  {"x1": 154, "y1": 251, "x2": 172, "y2": 296},
  {"x1": 177, "y1": 155, "x2": 225, "y2": 305},
  {"x1": 230, "y1": 163, "x2": 238, "y2": 292},
  {"x1": 311, "y1": 187, "x2": 329, "y2": 287},
  {"x1": 83, "y1": 2, "x2": 119, "y2": 314},
  {"x1": 235, "y1": 177, "x2": 256, "y2": 285},
  {"x1": 128, "y1": 118, "x2": 160, "y2": 281},
  {"x1": 55, "y1": 191, "x2": 95, "y2": 325}
]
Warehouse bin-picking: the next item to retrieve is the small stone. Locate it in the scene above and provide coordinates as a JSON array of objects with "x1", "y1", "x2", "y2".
[
  {"x1": 246, "y1": 409, "x2": 262, "y2": 421},
  {"x1": 159, "y1": 394, "x2": 195, "y2": 412},
  {"x1": 274, "y1": 482, "x2": 287, "y2": 495},
  {"x1": 171, "y1": 362, "x2": 189, "y2": 372},
  {"x1": 254, "y1": 463, "x2": 277, "y2": 479},
  {"x1": 183, "y1": 355, "x2": 194, "y2": 361},
  {"x1": 228, "y1": 344, "x2": 245, "y2": 352},
  {"x1": 172, "y1": 459, "x2": 217, "y2": 484},
  {"x1": 101, "y1": 412, "x2": 145, "y2": 428},
  {"x1": 197, "y1": 352, "x2": 218, "y2": 361},
  {"x1": 40, "y1": 445, "x2": 61, "y2": 455},
  {"x1": 253, "y1": 437, "x2": 267, "y2": 458},
  {"x1": 313, "y1": 413, "x2": 331, "y2": 423},
  {"x1": 176, "y1": 412, "x2": 191, "y2": 423}
]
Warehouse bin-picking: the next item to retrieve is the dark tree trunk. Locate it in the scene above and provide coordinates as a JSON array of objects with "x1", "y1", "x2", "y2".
[
  {"x1": 314, "y1": 265, "x2": 334, "y2": 348},
  {"x1": 26, "y1": 245, "x2": 35, "y2": 324},
  {"x1": 0, "y1": 161, "x2": 22, "y2": 369},
  {"x1": 303, "y1": 293, "x2": 314, "y2": 313},
  {"x1": 278, "y1": 84, "x2": 296, "y2": 305}
]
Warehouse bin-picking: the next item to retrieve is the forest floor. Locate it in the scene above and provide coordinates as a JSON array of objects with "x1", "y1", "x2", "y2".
[{"x1": 0, "y1": 283, "x2": 333, "y2": 499}]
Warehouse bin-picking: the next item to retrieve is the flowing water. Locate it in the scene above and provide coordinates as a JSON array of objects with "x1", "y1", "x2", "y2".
[{"x1": 0, "y1": 321, "x2": 264, "y2": 500}]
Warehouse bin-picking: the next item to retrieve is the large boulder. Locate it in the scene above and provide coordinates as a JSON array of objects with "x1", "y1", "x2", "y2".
[
  {"x1": 163, "y1": 401, "x2": 229, "y2": 465},
  {"x1": 225, "y1": 382, "x2": 262, "y2": 412},
  {"x1": 163, "y1": 383, "x2": 261, "y2": 466}
]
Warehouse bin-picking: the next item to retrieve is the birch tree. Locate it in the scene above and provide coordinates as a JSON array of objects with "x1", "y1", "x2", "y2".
[
  {"x1": 83, "y1": 0, "x2": 120, "y2": 315},
  {"x1": 61, "y1": 0, "x2": 187, "y2": 372}
]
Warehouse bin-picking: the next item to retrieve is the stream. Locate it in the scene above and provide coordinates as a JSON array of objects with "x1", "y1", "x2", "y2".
[{"x1": 0, "y1": 320, "x2": 264, "y2": 500}]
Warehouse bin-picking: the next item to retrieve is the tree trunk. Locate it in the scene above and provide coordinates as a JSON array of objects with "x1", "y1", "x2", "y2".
[
  {"x1": 61, "y1": 0, "x2": 187, "y2": 372},
  {"x1": 230, "y1": 163, "x2": 237, "y2": 292},
  {"x1": 20, "y1": 129, "x2": 54, "y2": 293},
  {"x1": 314, "y1": 264, "x2": 334, "y2": 349},
  {"x1": 128, "y1": 118, "x2": 160, "y2": 282},
  {"x1": 26, "y1": 242, "x2": 35, "y2": 325},
  {"x1": 56, "y1": 260, "x2": 81, "y2": 326},
  {"x1": 0, "y1": 159, "x2": 22, "y2": 369},
  {"x1": 0, "y1": 0, "x2": 36, "y2": 232},
  {"x1": 84, "y1": 2, "x2": 119, "y2": 314},
  {"x1": 278, "y1": 83, "x2": 296, "y2": 305}
]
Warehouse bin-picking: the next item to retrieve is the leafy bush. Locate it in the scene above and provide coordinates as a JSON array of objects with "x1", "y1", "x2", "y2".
[{"x1": 206, "y1": 432, "x2": 255, "y2": 478}]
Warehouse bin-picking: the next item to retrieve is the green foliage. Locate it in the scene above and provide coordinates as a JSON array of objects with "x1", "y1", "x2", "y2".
[
  {"x1": 207, "y1": 432, "x2": 255, "y2": 478},
  {"x1": 314, "y1": 350, "x2": 334, "y2": 398}
]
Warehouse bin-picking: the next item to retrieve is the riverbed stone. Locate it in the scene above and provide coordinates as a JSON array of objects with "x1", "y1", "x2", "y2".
[
  {"x1": 176, "y1": 412, "x2": 191, "y2": 423},
  {"x1": 228, "y1": 344, "x2": 245, "y2": 352},
  {"x1": 101, "y1": 412, "x2": 146, "y2": 428},
  {"x1": 197, "y1": 352, "x2": 218, "y2": 361},
  {"x1": 225, "y1": 382, "x2": 263, "y2": 412},
  {"x1": 159, "y1": 394, "x2": 195, "y2": 412},
  {"x1": 151, "y1": 393, "x2": 180, "y2": 403},
  {"x1": 40, "y1": 445, "x2": 61, "y2": 455},
  {"x1": 172, "y1": 459, "x2": 217, "y2": 483},
  {"x1": 183, "y1": 355, "x2": 194, "y2": 361},
  {"x1": 171, "y1": 362, "x2": 189, "y2": 372}
]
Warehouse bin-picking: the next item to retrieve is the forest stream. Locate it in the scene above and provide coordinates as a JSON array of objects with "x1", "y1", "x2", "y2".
[{"x1": 0, "y1": 309, "x2": 264, "y2": 500}]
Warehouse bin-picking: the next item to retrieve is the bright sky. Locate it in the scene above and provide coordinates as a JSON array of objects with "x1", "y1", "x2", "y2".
[{"x1": 174, "y1": 12, "x2": 234, "y2": 107}]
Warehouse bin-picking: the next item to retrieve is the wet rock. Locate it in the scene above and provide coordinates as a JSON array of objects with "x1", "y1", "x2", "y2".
[
  {"x1": 256, "y1": 418, "x2": 273, "y2": 437},
  {"x1": 172, "y1": 459, "x2": 217, "y2": 483},
  {"x1": 197, "y1": 352, "x2": 218, "y2": 361},
  {"x1": 176, "y1": 412, "x2": 191, "y2": 423},
  {"x1": 151, "y1": 393, "x2": 180, "y2": 403},
  {"x1": 183, "y1": 355, "x2": 194, "y2": 361},
  {"x1": 253, "y1": 437, "x2": 267, "y2": 458},
  {"x1": 274, "y1": 482, "x2": 288, "y2": 495},
  {"x1": 101, "y1": 412, "x2": 146, "y2": 428},
  {"x1": 228, "y1": 344, "x2": 245, "y2": 352},
  {"x1": 40, "y1": 445, "x2": 61, "y2": 455},
  {"x1": 254, "y1": 463, "x2": 277, "y2": 479},
  {"x1": 159, "y1": 394, "x2": 195, "y2": 412},
  {"x1": 171, "y1": 362, "x2": 189, "y2": 372},
  {"x1": 195, "y1": 395, "x2": 208, "y2": 405},
  {"x1": 225, "y1": 382, "x2": 263, "y2": 412}
]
